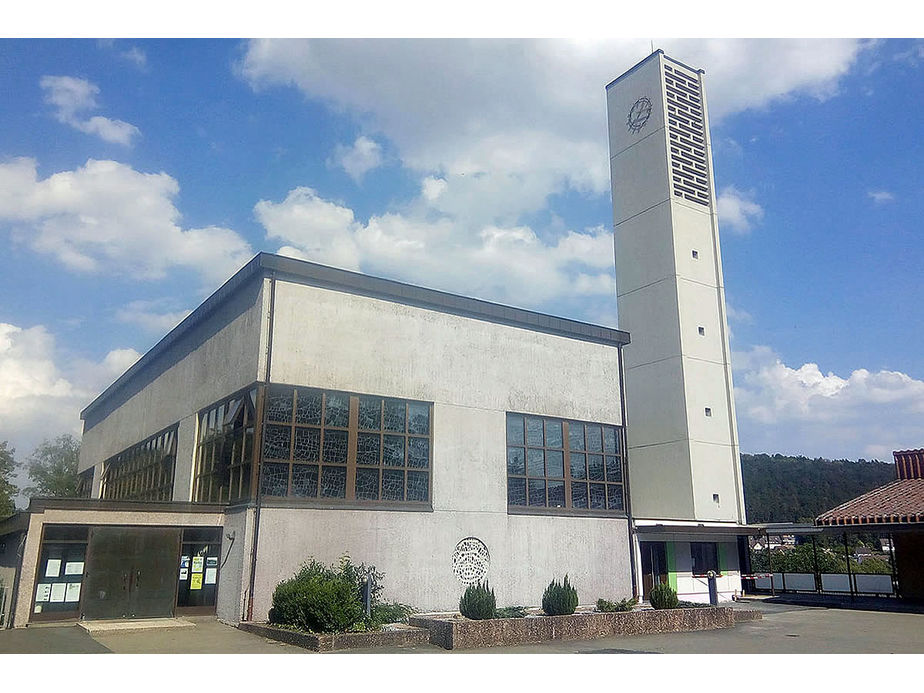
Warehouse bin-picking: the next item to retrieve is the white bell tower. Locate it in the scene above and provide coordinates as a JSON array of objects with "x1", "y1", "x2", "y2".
[{"x1": 606, "y1": 51, "x2": 746, "y2": 525}]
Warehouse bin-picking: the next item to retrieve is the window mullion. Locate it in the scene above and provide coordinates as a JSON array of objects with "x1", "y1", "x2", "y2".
[
  {"x1": 563, "y1": 421, "x2": 572, "y2": 509},
  {"x1": 345, "y1": 395, "x2": 359, "y2": 500}
]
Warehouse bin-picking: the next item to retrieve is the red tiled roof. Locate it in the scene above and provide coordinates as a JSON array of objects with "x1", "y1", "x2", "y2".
[{"x1": 816, "y1": 478, "x2": 924, "y2": 526}]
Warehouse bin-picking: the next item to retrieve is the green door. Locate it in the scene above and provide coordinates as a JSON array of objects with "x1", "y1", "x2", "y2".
[{"x1": 83, "y1": 527, "x2": 181, "y2": 620}]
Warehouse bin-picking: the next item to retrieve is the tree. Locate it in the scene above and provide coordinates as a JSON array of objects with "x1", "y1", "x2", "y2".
[
  {"x1": 0, "y1": 440, "x2": 18, "y2": 518},
  {"x1": 24, "y1": 434, "x2": 80, "y2": 498}
]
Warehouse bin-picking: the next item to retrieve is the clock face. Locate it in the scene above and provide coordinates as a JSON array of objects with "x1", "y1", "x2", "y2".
[{"x1": 627, "y1": 97, "x2": 653, "y2": 134}]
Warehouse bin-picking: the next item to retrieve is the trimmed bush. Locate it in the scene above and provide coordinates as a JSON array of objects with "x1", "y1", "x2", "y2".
[
  {"x1": 595, "y1": 597, "x2": 637, "y2": 613},
  {"x1": 459, "y1": 581, "x2": 496, "y2": 620},
  {"x1": 542, "y1": 575, "x2": 578, "y2": 616},
  {"x1": 649, "y1": 583, "x2": 679, "y2": 610}
]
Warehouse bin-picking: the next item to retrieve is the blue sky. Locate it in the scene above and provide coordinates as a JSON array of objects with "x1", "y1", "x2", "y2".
[{"x1": 1, "y1": 37, "x2": 922, "y2": 481}]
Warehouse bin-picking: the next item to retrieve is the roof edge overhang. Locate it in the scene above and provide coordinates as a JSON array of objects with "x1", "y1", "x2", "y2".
[{"x1": 81, "y1": 252, "x2": 629, "y2": 422}]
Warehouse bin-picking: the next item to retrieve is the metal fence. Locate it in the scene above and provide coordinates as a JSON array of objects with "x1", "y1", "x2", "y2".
[{"x1": 748, "y1": 572, "x2": 895, "y2": 597}]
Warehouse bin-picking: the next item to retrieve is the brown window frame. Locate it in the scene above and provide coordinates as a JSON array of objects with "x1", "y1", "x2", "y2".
[
  {"x1": 259, "y1": 384, "x2": 433, "y2": 506},
  {"x1": 192, "y1": 387, "x2": 259, "y2": 504},
  {"x1": 75, "y1": 467, "x2": 94, "y2": 498},
  {"x1": 100, "y1": 424, "x2": 178, "y2": 501},
  {"x1": 506, "y1": 412, "x2": 626, "y2": 516}
]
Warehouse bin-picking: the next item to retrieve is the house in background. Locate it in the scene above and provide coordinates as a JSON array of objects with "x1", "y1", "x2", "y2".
[
  {"x1": 815, "y1": 448, "x2": 924, "y2": 600},
  {"x1": 0, "y1": 50, "x2": 754, "y2": 627}
]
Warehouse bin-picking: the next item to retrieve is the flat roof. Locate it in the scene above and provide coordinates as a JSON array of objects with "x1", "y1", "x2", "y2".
[{"x1": 82, "y1": 252, "x2": 629, "y2": 421}]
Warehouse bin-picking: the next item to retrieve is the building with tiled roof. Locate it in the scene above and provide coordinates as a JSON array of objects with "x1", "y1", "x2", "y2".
[{"x1": 815, "y1": 449, "x2": 924, "y2": 600}]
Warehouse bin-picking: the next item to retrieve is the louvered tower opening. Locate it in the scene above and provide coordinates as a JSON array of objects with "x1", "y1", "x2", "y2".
[{"x1": 664, "y1": 63, "x2": 711, "y2": 207}]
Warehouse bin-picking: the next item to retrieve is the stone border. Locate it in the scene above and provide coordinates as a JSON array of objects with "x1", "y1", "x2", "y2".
[
  {"x1": 409, "y1": 607, "x2": 759, "y2": 650},
  {"x1": 237, "y1": 621, "x2": 430, "y2": 652}
]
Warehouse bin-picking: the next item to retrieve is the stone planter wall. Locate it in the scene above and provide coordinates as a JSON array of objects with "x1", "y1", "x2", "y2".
[
  {"x1": 410, "y1": 606, "x2": 755, "y2": 650},
  {"x1": 238, "y1": 621, "x2": 430, "y2": 652}
]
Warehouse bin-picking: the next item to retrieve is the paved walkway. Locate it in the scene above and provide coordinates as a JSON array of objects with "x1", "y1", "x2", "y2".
[{"x1": 2, "y1": 602, "x2": 922, "y2": 654}]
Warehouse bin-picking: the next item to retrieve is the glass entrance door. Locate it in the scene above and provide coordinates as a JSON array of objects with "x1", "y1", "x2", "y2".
[
  {"x1": 83, "y1": 527, "x2": 181, "y2": 620},
  {"x1": 640, "y1": 541, "x2": 668, "y2": 600}
]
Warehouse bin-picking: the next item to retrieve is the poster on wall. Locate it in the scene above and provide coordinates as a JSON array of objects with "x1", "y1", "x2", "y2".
[
  {"x1": 35, "y1": 583, "x2": 52, "y2": 602},
  {"x1": 179, "y1": 568, "x2": 188, "y2": 581},
  {"x1": 45, "y1": 559, "x2": 61, "y2": 578},
  {"x1": 192, "y1": 556, "x2": 204, "y2": 573},
  {"x1": 204, "y1": 568, "x2": 217, "y2": 585},
  {"x1": 64, "y1": 562, "x2": 85, "y2": 576},
  {"x1": 181, "y1": 556, "x2": 190, "y2": 569},
  {"x1": 206, "y1": 556, "x2": 218, "y2": 568},
  {"x1": 190, "y1": 573, "x2": 203, "y2": 590},
  {"x1": 50, "y1": 583, "x2": 67, "y2": 603},
  {"x1": 65, "y1": 582, "x2": 81, "y2": 603}
]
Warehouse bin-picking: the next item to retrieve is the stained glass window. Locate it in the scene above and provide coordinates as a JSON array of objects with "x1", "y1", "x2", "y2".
[
  {"x1": 506, "y1": 413, "x2": 625, "y2": 514},
  {"x1": 258, "y1": 385, "x2": 432, "y2": 504},
  {"x1": 194, "y1": 389, "x2": 257, "y2": 503},
  {"x1": 101, "y1": 425, "x2": 178, "y2": 501}
]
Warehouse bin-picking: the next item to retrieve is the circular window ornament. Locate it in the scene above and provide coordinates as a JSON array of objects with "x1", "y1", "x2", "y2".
[
  {"x1": 452, "y1": 537, "x2": 490, "y2": 585},
  {"x1": 627, "y1": 97, "x2": 653, "y2": 134}
]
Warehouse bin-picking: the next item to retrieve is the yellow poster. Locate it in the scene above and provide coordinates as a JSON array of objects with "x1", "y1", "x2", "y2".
[{"x1": 190, "y1": 573, "x2": 203, "y2": 590}]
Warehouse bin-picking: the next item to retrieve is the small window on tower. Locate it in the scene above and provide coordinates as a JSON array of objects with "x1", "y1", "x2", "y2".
[
  {"x1": 704, "y1": 407, "x2": 712, "y2": 417},
  {"x1": 692, "y1": 250, "x2": 699, "y2": 259},
  {"x1": 698, "y1": 326, "x2": 705, "y2": 336}
]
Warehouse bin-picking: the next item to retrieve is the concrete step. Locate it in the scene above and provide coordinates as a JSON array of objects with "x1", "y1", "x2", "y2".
[{"x1": 78, "y1": 618, "x2": 195, "y2": 634}]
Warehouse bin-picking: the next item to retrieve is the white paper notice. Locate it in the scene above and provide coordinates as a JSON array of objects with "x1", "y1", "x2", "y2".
[
  {"x1": 45, "y1": 559, "x2": 61, "y2": 578},
  {"x1": 50, "y1": 583, "x2": 67, "y2": 603},
  {"x1": 35, "y1": 583, "x2": 52, "y2": 602},
  {"x1": 65, "y1": 582, "x2": 81, "y2": 603},
  {"x1": 204, "y1": 568, "x2": 217, "y2": 585},
  {"x1": 64, "y1": 561, "x2": 85, "y2": 576},
  {"x1": 179, "y1": 568, "x2": 188, "y2": 580},
  {"x1": 192, "y1": 556, "x2": 204, "y2": 573}
]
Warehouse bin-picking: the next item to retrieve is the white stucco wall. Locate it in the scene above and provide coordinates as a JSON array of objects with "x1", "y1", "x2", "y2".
[
  {"x1": 78, "y1": 278, "x2": 268, "y2": 498},
  {"x1": 244, "y1": 280, "x2": 631, "y2": 615}
]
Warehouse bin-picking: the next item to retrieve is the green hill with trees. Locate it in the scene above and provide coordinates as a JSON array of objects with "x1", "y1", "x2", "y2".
[{"x1": 741, "y1": 453, "x2": 896, "y2": 524}]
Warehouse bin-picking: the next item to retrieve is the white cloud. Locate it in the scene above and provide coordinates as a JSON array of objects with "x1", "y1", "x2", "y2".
[
  {"x1": 0, "y1": 322, "x2": 140, "y2": 467},
  {"x1": 867, "y1": 190, "x2": 895, "y2": 204},
  {"x1": 256, "y1": 186, "x2": 616, "y2": 308},
  {"x1": 330, "y1": 136, "x2": 383, "y2": 182},
  {"x1": 241, "y1": 39, "x2": 869, "y2": 223},
  {"x1": 115, "y1": 300, "x2": 192, "y2": 334},
  {"x1": 725, "y1": 302, "x2": 753, "y2": 324},
  {"x1": 121, "y1": 46, "x2": 147, "y2": 69},
  {"x1": 717, "y1": 186, "x2": 764, "y2": 234},
  {"x1": 0, "y1": 157, "x2": 254, "y2": 287},
  {"x1": 40, "y1": 75, "x2": 140, "y2": 146},
  {"x1": 732, "y1": 345, "x2": 924, "y2": 459}
]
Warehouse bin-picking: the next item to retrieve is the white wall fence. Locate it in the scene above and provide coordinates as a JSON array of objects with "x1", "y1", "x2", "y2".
[{"x1": 752, "y1": 572, "x2": 895, "y2": 596}]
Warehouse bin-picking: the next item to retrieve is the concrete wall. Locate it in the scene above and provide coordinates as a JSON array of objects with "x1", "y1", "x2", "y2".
[
  {"x1": 245, "y1": 279, "x2": 630, "y2": 616},
  {"x1": 269, "y1": 280, "x2": 623, "y2": 423},
  {"x1": 252, "y1": 507, "x2": 631, "y2": 617},
  {"x1": 216, "y1": 506, "x2": 253, "y2": 624},
  {"x1": 79, "y1": 277, "x2": 268, "y2": 499}
]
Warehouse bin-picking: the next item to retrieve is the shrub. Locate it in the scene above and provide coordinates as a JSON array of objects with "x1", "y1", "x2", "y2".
[
  {"x1": 371, "y1": 601, "x2": 415, "y2": 625},
  {"x1": 269, "y1": 570, "x2": 365, "y2": 633},
  {"x1": 542, "y1": 575, "x2": 578, "y2": 616},
  {"x1": 649, "y1": 583, "x2": 679, "y2": 610},
  {"x1": 595, "y1": 597, "x2": 637, "y2": 613},
  {"x1": 495, "y1": 606, "x2": 528, "y2": 619},
  {"x1": 459, "y1": 581, "x2": 496, "y2": 620},
  {"x1": 269, "y1": 555, "x2": 404, "y2": 633}
]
